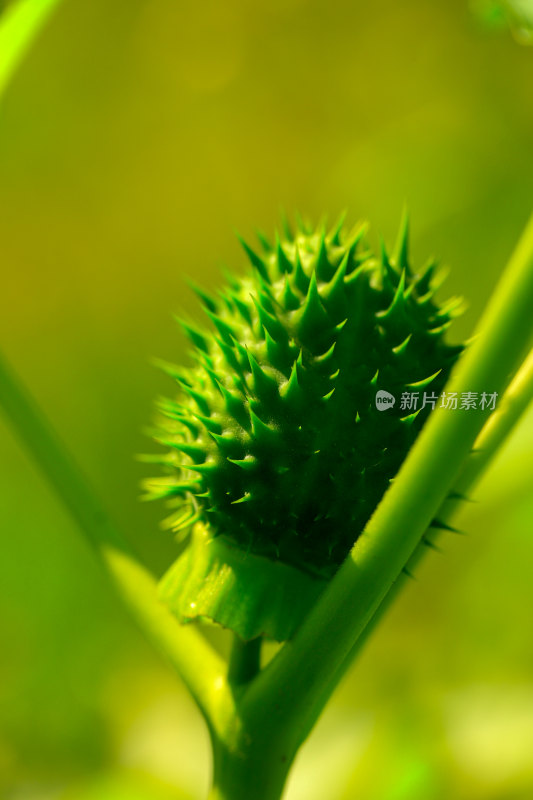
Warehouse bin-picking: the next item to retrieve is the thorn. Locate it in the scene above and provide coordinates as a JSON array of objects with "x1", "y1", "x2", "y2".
[
  {"x1": 406, "y1": 369, "x2": 442, "y2": 390},
  {"x1": 279, "y1": 208, "x2": 293, "y2": 241},
  {"x1": 434, "y1": 296, "x2": 465, "y2": 321},
  {"x1": 231, "y1": 373, "x2": 247, "y2": 396},
  {"x1": 214, "y1": 338, "x2": 244, "y2": 378},
  {"x1": 209, "y1": 431, "x2": 239, "y2": 457},
  {"x1": 227, "y1": 291, "x2": 253, "y2": 326},
  {"x1": 151, "y1": 357, "x2": 190, "y2": 384},
  {"x1": 178, "y1": 383, "x2": 210, "y2": 416},
  {"x1": 321, "y1": 249, "x2": 350, "y2": 311},
  {"x1": 227, "y1": 456, "x2": 258, "y2": 472},
  {"x1": 174, "y1": 509, "x2": 202, "y2": 533},
  {"x1": 219, "y1": 383, "x2": 249, "y2": 429},
  {"x1": 292, "y1": 243, "x2": 309, "y2": 294},
  {"x1": 282, "y1": 274, "x2": 300, "y2": 311},
  {"x1": 416, "y1": 288, "x2": 434, "y2": 306},
  {"x1": 231, "y1": 493, "x2": 252, "y2": 505},
  {"x1": 175, "y1": 318, "x2": 210, "y2": 353},
  {"x1": 250, "y1": 408, "x2": 278, "y2": 444},
  {"x1": 427, "y1": 321, "x2": 453, "y2": 337},
  {"x1": 391, "y1": 334, "x2": 412, "y2": 356},
  {"x1": 295, "y1": 210, "x2": 312, "y2": 234},
  {"x1": 280, "y1": 359, "x2": 303, "y2": 408},
  {"x1": 189, "y1": 410, "x2": 223, "y2": 435},
  {"x1": 328, "y1": 209, "x2": 347, "y2": 245},
  {"x1": 216, "y1": 288, "x2": 236, "y2": 314},
  {"x1": 161, "y1": 507, "x2": 200, "y2": 532},
  {"x1": 250, "y1": 294, "x2": 287, "y2": 343},
  {"x1": 275, "y1": 232, "x2": 293, "y2": 274},
  {"x1": 343, "y1": 221, "x2": 369, "y2": 262},
  {"x1": 205, "y1": 309, "x2": 237, "y2": 345},
  {"x1": 155, "y1": 402, "x2": 200, "y2": 436},
  {"x1": 380, "y1": 236, "x2": 391, "y2": 269},
  {"x1": 315, "y1": 230, "x2": 334, "y2": 281},
  {"x1": 264, "y1": 328, "x2": 286, "y2": 365},
  {"x1": 393, "y1": 206, "x2": 410, "y2": 272},
  {"x1": 171, "y1": 442, "x2": 206, "y2": 461},
  {"x1": 314, "y1": 341, "x2": 337, "y2": 366},
  {"x1": 185, "y1": 278, "x2": 219, "y2": 313},
  {"x1": 213, "y1": 263, "x2": 236, "y2": 288},
  {"x1": 166, "y1": 480, "x2": 201, "y2": 495},
  {"x1": 430, "y1": 518, "x2": 464, "y2": 534},
  {"x1": 400, "y1": 409, "x2": 422, "y2": 426},
  {"x1": 375, "y1": 269, "x2": 407, "y2": 321},
  {"x1": 402, "y1": 566, "x2": 417, "y2": 580},
  {"x1": 422, "y1": 535, "x2": 442, "y2": 552},
  {"x1": 256, "y1": 229, "x2": 273, "y2": 253},
  {"x1": 139, "y1": 477, "x2": 180, "y2": 501},
  {"x1": 136, "y1": 452, "x2": 174, "y2": 466},
  {"x1": 236, "y1": 233, "x2": 270, "y2": 282},
  {"x1": 257, "y1": 281, "x2": 278, "y2": 314},
  {"x1": 295, "y1": 271, "x2": 330, "y2": 345},
  {"x1": 447, "y1": 490, "x2": 476, "y2": 503},
  {"x1": 179, "y1": 461, "x2": 217, "y2": 475},
  {"x1": 380, "y1": 234, "x2": 402, "y2": 288},
  {"x1": 416, "y1": 259, "x2": 448, "y2": 296},
  {"x1": 247, "y1": 351, "x2": 279, "y2": 397}
]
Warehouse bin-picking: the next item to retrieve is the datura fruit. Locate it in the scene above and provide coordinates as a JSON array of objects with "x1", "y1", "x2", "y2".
[{"x1": 143, "y1": 214, "x2": 463, "y2": 641}]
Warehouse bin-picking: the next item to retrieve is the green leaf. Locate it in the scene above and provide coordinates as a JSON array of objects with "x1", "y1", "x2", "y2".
[{"x1": 0, "y1": 0, "x2": 61, "y2": 100}]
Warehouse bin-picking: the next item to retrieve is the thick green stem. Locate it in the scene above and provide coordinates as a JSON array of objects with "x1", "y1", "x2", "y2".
[
  {"x1": 207, "y1": 712, "x2": 295, "y2": 800},
  {"x1": 242, "y1": 213, "x2": 533, "y2": 750},
  {"x1": 0, "y1": 351, "x2": 226, "y2": 722},
  {"x1": 208, "y1": 740, "x2": 290, "y2": 800}
]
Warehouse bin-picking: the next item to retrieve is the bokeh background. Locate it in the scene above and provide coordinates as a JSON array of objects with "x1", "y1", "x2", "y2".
[{"x1": 1, "y1": 1, "x2": 532, "y2": 798}]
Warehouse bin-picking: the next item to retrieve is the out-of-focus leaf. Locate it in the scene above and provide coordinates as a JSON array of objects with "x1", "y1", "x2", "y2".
[{"x1": 0, "y1": 0, "x2": 61, "y2": 100}]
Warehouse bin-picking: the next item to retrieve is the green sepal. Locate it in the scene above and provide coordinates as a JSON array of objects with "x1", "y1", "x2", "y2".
[{"x1": 159, "y1": 523, "x2": 327, "y2": 641}]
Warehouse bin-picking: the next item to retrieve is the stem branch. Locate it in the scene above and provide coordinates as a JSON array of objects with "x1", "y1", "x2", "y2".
[
  {"x1": 0, "y1": 351, "x2": 226, "y2": 722},
  {"x1": 243, "y1": 213, "x2": 533, "y2": 747},
  {"x1": 0, "y1": 0, "x2": 62, "y2": 99}
]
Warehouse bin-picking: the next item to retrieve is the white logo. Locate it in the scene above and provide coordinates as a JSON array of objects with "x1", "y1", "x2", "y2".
[{"x1": 375, "y1": 390, "x2": 395, "y2": 410}]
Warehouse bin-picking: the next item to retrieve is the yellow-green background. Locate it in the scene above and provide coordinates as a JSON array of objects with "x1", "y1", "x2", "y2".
[{"x1": 0, "y1": 1, "x2": 532, "y2": 798}]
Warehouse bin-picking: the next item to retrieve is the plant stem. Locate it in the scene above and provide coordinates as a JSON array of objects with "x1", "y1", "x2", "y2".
[
  {"x1": 242, "y1": 212, "x2": 533, "y2": 750},
  {"x1": 207, "y1": 709, "x2": 295, "y2": 800},
  {"x1": 454, "y1": 345, "x2": 533, "y2": 495},
  {"x1": 314, "y1": 345, "x2": 533, "y2": 711},
  {"x1": 207, "y1": 739, "x2": 290, "y2": 800},
  {"x1": 0, "y1": 0, "x2": 62, "y2": 100},
  {"x1": 0, "y1": 351, "x2": 226, "y2": 722},
  {"x1": 228, "y1": 636, "x2": 262, "y2": 686}
]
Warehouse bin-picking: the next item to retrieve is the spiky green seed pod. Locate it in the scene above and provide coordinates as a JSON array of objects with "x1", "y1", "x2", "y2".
[{"x1": 144, "y1": 214, "x2": 463, "y2": 641}]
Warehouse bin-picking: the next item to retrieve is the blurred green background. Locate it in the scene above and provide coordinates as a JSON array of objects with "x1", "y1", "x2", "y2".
[{"x1": 0, "y1": 1, "x2": 532, "y2": 798}]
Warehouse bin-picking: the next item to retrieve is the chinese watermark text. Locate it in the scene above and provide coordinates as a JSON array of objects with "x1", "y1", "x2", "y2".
[{"x1": 375, "y1": 390, "x2": 498, "y2": 412}]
